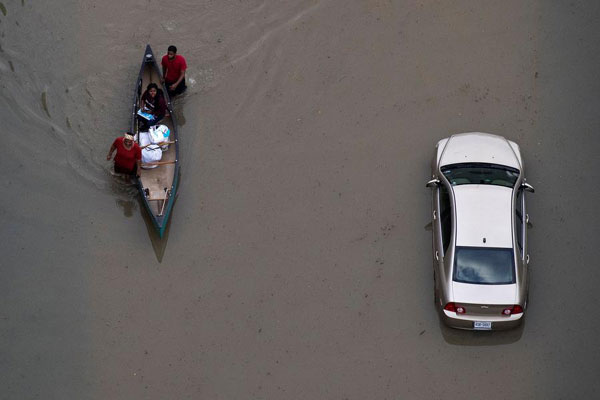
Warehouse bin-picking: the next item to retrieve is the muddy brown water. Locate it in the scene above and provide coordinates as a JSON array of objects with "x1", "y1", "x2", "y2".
[{"x1": 2, "y1": 1, "x2": 600, "y2": 399}]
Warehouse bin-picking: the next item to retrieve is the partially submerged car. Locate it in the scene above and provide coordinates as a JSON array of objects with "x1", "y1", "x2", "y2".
[{"x1": 426, "y1": 132, "x2": 534, "y2": 330}]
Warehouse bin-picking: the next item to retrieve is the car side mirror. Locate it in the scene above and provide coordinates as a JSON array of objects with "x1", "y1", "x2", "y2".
[
  {"x1": 426, "y1": 178, "x2": 440, "y2": 188},
  {"x1": 521, "y1": 182, "x2": 535, "y2": 193}
]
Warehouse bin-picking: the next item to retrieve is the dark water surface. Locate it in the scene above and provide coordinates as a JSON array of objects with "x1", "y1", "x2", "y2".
[{"x1": 2, "y1": 1, "x2": 600, "y2": 399}]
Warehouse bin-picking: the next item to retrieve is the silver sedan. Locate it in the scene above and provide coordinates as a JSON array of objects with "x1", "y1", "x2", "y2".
[{"x1": 426, "y1": 132, "x2": 534, "y2": 330}]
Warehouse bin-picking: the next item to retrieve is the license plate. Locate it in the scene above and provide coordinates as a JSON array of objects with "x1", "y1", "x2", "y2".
[{"x1": 473, "y1": 321, "x2": 492, "y2": 330}]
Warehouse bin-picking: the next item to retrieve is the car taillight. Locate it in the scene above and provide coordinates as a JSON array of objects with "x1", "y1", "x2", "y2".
[
  {"x1": 444, "y1": 303, "x2": 466, "y2": 314},
  {"x1": 501, "y1": 305, "x2": 523, "y2": 315}
]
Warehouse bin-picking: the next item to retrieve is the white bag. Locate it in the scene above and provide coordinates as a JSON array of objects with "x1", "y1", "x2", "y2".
[
  {"x1": 141, "y1": 145, "x2": 162, "y2": 169},
  {"x1": 149, "y1": 125, "x2": 170, "y2": 150},
  {"x1": 136, "y1": 131, "x2": 152, "y2": 147}
]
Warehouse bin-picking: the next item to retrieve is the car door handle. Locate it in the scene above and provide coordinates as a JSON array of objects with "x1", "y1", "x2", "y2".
[
  {"x1": 526, "y1": 214, "x2": 530, "y2": 224},
  {"x1": 433, "y1": 210, "x2": 437, "y2": 220},
  {"x1": 526, "y1": 254, "x2": 530, "y2": 264},
  {"x1": 435, "y1": 251, "x2": 439, "y2": 261}
]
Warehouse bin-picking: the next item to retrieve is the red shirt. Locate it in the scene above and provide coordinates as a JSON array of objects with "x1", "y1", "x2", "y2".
[
  {"x1": 161, "y1": 54, "x2": 187, "y2": 83},
  {"x1": 112, "y1": 137, "x2": 141, "y2": 171}
]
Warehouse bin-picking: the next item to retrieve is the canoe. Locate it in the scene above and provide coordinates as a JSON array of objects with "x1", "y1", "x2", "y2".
[{"x1": 131, "y1": 44, "x2": 180, "y2": 237}]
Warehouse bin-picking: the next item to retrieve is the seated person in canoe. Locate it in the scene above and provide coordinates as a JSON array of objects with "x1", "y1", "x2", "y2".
[{"x1": 138, "y1": 82, "x2": 167, "y2": 126}]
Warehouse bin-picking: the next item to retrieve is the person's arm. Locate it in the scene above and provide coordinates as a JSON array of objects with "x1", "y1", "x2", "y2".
[
  {"x1": 169, "y1": 57, "x2": 187, "y2": 90},
  {"x1": 106, "y1": 142, "x2": 117, "y2": 160},
  {"x1": 135, "y1": 146, "x2": 142, "y2": 177},
  {"x1": 170, "y1": 69, "x2": 185, "y2": 90},
  {"x1": 139, "y1": 92, "x2": 146, "y2": 111},
  {"x1": 156, "y1": 95, "x2": 167, "y2": 117},
  {"x1": 161, "y1": 58, "x2": 167, "y2": 83}
]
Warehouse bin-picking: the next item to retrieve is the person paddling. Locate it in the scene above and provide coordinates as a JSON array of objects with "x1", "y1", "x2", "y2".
[
  {"x1": 161, "y1": 45, "x2": 187, "y2": 98},
  {"x1": 107, "y1": 132, "x2": 142, "y2": 181}
]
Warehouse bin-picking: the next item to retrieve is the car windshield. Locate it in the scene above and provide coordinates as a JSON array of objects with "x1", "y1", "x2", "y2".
[
  {"x1": 441, "y1": 163, "x2": 519, "y2": 188},
  {"x1": 453, "y1": 247, "x2": 515, "y2": 285}
]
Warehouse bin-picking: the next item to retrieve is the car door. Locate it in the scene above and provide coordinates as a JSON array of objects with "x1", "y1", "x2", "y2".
[
  {"x1": 522, "y1": 188, "x2": 530, "y2": 265},
  {"x1": 515, "y1": 187, "x2": 529, "y2": 262},
  {"x1": 439, "y1": 183, "x2": 452, "y2": 260},
  {"x1": 432, "y1": 185, "x2": 443, "y2": 265},
  {"x1": 432, "y1": 182, "x2": 452, "y2": 304},
  {"x1": 515, "y1": 187, "x2": 530, "y2": 294},
  {"x1": 515, "y1": 188, "x2": 525, "y2": 260}
]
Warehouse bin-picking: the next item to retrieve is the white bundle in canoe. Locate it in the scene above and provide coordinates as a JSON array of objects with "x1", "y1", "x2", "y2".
[{"x1": 137, "y1": 125, "x2": 170, "y2": 169}]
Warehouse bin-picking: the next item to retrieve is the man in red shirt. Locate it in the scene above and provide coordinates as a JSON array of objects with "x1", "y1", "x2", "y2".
[
  {"x1": 107, "y1": 132, "x2": 142, "y2": 180},
  {"x1": 161, "y1": 45, "x2": 187, "y2": 98}
]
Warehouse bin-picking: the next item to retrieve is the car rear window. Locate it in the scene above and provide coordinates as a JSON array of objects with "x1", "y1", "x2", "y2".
[
  {"x1": 453, "y1": 247, "x2": 515, "y2": 284},
  {"x1": 442, "y1": 163, "x2": 519, "y2": 188}
]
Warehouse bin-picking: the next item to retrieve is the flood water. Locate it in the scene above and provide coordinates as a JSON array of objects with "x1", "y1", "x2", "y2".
[{"x1": 2, "y1": 1, "x2": 600, "y2": 399}]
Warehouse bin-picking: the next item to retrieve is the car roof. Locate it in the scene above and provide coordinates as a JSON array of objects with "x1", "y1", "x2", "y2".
[
  {"x1": 453, "y1": 184, "x2": 514, "y2": 248},
  {"x1": 439, "y1": 132, "x2": 521, "y2": 170}
]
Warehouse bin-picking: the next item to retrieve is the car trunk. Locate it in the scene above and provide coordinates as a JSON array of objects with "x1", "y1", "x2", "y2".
[{"x1": 452, "y1": 281, "x2": 517, "y2": 316}]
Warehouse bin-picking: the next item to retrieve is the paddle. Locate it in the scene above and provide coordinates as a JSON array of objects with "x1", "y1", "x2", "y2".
[
  {"x1": 141, "y1": 160, "x2": 177, "y2": 167},
  {"x1": 159, "y1": 190, "x2": 170, "y2": 216},
  {"x1": 140, "y1": 141, "x2": 175, "y2": 149}
]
